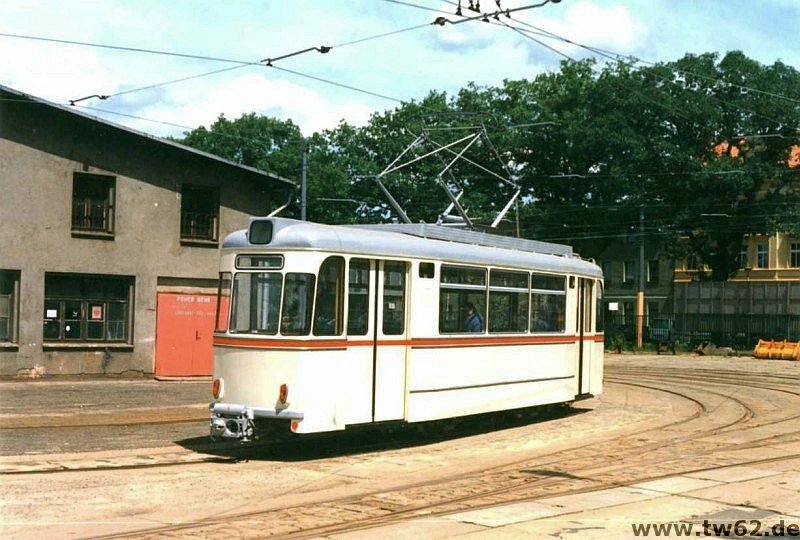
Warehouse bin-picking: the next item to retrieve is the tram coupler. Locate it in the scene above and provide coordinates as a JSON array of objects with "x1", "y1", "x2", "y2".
[{"x1": 209, "y1": 403, "x2": 255, "y2": 441}]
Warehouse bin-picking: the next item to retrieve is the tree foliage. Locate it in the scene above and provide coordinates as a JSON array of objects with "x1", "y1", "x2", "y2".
[{"x1": 177, "y1": 51, "x2": 800, "y2": 279}]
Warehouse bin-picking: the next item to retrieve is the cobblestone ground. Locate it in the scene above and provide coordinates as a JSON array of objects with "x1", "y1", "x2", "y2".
[{"x1": 1, "y1": 354, "x2": 798, "y2": 539}]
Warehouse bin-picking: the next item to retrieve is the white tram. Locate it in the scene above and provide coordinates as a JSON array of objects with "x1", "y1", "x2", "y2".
[{"x1": 209, "y1": 218, "x2": 603, "y2": 440}]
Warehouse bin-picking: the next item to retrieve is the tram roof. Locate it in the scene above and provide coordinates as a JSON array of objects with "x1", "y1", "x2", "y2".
[{"x1": 223, "y1": 218, "x2": 603, "y2": 278}]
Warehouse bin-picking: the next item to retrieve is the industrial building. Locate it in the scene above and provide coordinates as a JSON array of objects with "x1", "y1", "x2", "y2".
[{"x1": 0, "y1": 85, "x2": 294, "y2": 377}]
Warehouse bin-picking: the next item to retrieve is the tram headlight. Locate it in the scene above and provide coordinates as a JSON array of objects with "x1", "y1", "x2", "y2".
[
  {"x1": 212, "y1": 378, "x2": 224, "y2": 399},
  {"x1": 278, "y1": 383, "x2": 288, "y2": 405}
]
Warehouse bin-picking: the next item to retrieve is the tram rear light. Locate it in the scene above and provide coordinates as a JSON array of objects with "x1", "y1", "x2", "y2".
[
  {"x1": 212, "y1": 378, "x2": 223, "y2": 399},
  {"x1": 278, "y1": 383, "x2": 288, "y2": 404}
]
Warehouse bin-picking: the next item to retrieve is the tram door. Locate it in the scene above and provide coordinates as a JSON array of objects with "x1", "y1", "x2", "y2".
[
  {"x1": 372, "y1": 260, "x2": 409, "y2": 422},
  {"x1": 577, "y1": 278, "x2": 594, "y2": 395}
]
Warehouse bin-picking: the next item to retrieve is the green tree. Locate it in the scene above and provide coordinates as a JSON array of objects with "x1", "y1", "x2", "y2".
[
  {"x1": 178, "y1": 112, "x2": 305, "y2": 181},
  {"x1": 176, "y1": 52, "x2": 800, "y2": 280}
]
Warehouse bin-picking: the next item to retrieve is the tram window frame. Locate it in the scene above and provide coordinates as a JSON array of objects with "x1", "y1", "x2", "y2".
[
  {"x1": 280, "y1": 273, "x2": 315, "y2": 336},
  {"x1": 382, "y1": 261, "x2": 407, "y2": 336},
  {"x1": 235, "y1": 255, "x2": 284, "y2": 270},
  {"x1": 313, "y1": 257, "x2": 345, "y2": 336},
  {"x1": 595, "y1": 281, "x2": 604, "y2": 333},
  {"x1": 419, "y1": 262, "x2": 435, "y2": 279},
  {"x1": 229, "y1": 272, "x2": 282, "y2": 335},
  {"x1": 439, "y1": 265, "x2": 487, "y2": 334},
  {"x1": 488, "y1": 270, "x2": 529, "y2": 333},
  {"x1": 530, "y1": 273, "x2": 566, "y2": 334},
  {"x1": 347, "y1": 258, "x2": 370, "y2": 336},
  {"x1": 583, "y1": 280, "x2": 594, "y2": 333},
  {"x1": 214, "y1": 272, "x2": 232, "y2": 333}
]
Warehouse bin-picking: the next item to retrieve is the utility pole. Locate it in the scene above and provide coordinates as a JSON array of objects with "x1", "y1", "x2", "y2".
[
  {"x1": 636, "y1": 177, "x2": 645, "y2": 349},
  {"x1": 300, "y1": 146, "x2": 308, "y2": 221}
]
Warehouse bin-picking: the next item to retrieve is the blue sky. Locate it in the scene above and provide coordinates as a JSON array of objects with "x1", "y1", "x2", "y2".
[{"x1": 2, "y1": 0, "x2": 798, "y2": 137}]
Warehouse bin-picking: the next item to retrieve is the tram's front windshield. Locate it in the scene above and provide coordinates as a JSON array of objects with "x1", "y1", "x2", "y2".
[{"x1": 229, "y1": 272, "x2": 316, "y2": 335}]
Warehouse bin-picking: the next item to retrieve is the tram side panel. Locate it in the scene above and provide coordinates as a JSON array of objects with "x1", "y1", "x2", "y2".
[
  {"x1": 404, "y1": 264, "x2": 578, "y2": 423},
  {"x1": 591, "y1": 340, "x2": 604, "y2": 395},
  {"x1": 405, "y1": 342, "x2": 576, "y2": 422}
]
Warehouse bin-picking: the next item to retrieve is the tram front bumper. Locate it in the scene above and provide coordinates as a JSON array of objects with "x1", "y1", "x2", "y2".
[{"x1": 209, "y1": 402, "x2": 305, "y2": 441}]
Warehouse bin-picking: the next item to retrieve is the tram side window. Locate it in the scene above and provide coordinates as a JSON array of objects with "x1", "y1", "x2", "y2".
[
  {"x1": 314, "y1": 257, "x2": 345, "y2": 336},
  {"x1": 214, "y1": 272, "x2": 232, "y2": 333},
  {"x1": 584, "y1": 280, "x2": 594, "y2": 333},
  {"x1": 595, "y1": 281, "x2": 604, "y2": 333},
  {"x1": 347, "y1": 259, "x2": 370, "y2": 336},
  {"x1": 281, "y1": 274, "x2": 315, "y2": 336},
  {"x1": 489, "y1": 270, "x2": 529, "y2": 333},
  {"x1": 230, "y1": 273, "x2": 281, "y2": 335},
  {"x1": 382, "y1": 261, "x2": 406, "y2": 335},
  {"x1": 439, "y1": 265, "x2": 486, "y2": 334},
  {"x1": 530, "y1": 274, "x2": 566, "y2": 333}
]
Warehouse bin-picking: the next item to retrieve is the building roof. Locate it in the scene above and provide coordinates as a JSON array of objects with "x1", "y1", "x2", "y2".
[
  {"x1": 223, "y1": 218, "x2": 603, "y2": 279},
  {"x1": 0, "y1": 84, "x2": 296, "y2": 188}
]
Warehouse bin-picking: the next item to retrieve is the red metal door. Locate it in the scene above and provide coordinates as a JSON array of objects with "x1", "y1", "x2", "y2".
[{"x1": 155, "y1": 292, "x2": 216, "y2": 377}]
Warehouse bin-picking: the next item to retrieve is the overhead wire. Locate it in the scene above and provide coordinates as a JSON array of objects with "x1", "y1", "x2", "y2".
[
  {"x1": 434, "y1": 0, "x2": 800, "y2": 107},
  {"x1": 423, "y1": 1, "x2": 795, "y2": 131},
  {"x1": 434, "y1": 2, "x2": 798, "y2": 130},
  {"x1": 2, "y1": 1, "x2": 564, "y2": 107},
  {"x1": 0, "y1": 21, "x2": 436, "y2": 106},
  {"x1": 0, "y1": 31, "x2": 255, "y2": 63},
  {"x1": 267, "y1": 65, "x2": 407, "y2": 104},
  {"x1": 4, "y1": 4, "x2": 797, "y2": 205},
  {"x1": 505, "y1": 22, "x2": 795, "y2": 129}
]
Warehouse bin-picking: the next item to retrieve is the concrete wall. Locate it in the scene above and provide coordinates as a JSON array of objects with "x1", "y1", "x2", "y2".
[{"x1": 0, "y1": 138, "x2": 280, "y2": 377}]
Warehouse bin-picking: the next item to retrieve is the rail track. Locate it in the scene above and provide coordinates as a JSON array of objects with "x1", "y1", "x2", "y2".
[{"x1": 82, "y1": 362, "x2": 800, "y2": 539}]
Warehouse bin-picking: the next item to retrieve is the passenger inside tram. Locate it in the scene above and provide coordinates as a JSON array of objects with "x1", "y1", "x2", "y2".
[{"x1": 465, "y1": 302, "x2": 484, "y2": 332}]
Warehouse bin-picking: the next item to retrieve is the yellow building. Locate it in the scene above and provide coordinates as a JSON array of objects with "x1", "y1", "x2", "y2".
[{"x1": 674, "y1": 233, "x2": 800, "y2": 316}]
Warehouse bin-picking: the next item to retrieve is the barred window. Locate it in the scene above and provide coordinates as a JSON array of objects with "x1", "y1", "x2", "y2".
[
  {"x1": 180, "y1": 185, "x2": 219, "y2": 243},
  {"x1": 43, "y1": 274, "x2": 132, "y2": 343},
  {"x1": 72, "y1": 173, "x2": 115, "y2": 235}
]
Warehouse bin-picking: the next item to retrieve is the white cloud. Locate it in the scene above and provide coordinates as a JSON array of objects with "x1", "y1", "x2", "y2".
[
  {"x1": 0, "y1": 40, "x2": 115, "y2": 103},
  {"x1": 517, "y1": 1, "x2": 644, "y2": 59},
  {"x1": 430, "y1": 25, "x2": 496, "y2": 53},
  {"x1": 561, "y1": 1, "x2": 641, "y2": 49},
  {"x1": 130, "y1": 73, "x2": 375, "y2": 136},
  {"x1": 0, "y1": 34, "x2": 375, "y2": 136}
]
